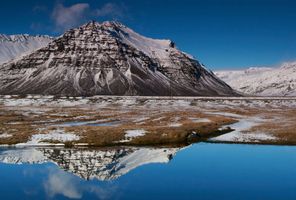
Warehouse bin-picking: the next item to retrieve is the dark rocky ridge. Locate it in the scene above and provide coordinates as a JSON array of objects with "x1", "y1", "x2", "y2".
[{"x1": 0, "y1": 21, "x2": 238, "y2": 96}]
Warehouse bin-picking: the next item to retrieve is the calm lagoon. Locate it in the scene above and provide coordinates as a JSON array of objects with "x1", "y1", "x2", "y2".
[{"x1": 0, "y1": 143, "x2": 295, "y2": 200}]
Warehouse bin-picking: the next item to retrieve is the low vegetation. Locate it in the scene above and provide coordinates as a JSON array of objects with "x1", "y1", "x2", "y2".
[{"x1": 0, "y1": 97, "x2": 295, "y2": 146}]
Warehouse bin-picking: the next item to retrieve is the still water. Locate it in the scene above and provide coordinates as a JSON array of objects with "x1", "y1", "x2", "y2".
[{"x1": 0, "y1": 143, "x2": 296, "y2": 200}]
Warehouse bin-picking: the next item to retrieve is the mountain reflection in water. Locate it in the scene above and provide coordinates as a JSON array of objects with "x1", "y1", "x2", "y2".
[
  {"x1": 0, "y1": 146, "x2": 182, "y2": 181},
  {"x1": 2, "y1": 143, "x2": 296, "y2": 200}
]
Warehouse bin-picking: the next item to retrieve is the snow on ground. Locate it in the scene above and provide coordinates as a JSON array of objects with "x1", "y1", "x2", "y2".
[
  {"x1": 211, "y1": 131, "x2": 276, "y2": 143},
  {"x1": 2, "y1": 96, "x2": 296, "y2": 110},
  {"x1": 206, "y1": 112, "x2": 243, "y2": 118},
  {"x1": 1, "y1": 97, "x2": 89, "y2": 107},
  {"x1": 55, "y1": 119, "x2": 120, "y2": 127},
  {"x1": 204, "y1": 111, "x2": 277, "y2": 143},
  {"x1": 152, "y1": 117, "x2": 165, "y2": 121},
  {"x1": 118, "y1": 129, "x2": 147, "y2": 143},
  {"x1": 210, "y1": 116, "x2": 276, "y2": 143},
  {"x1": 16, "y1": 129, "x2": 80, "y2": 146},
  {"x1": 133, "y1": 117, "x2": 150, "y2": 123},
  {"x1": 189, "y1": 118, "x2": 211, "y2": 123},
  {"x1": 0, "y1": 133, "x2": 12, "y2": 138},
  {"x1": 0, "y1": 95, "x2": 294, "y2": 146},
  {"x1": 168, "y1": 123, "x2": 182, "y2": 127},
  {"x1": 125, "y1": 129, "x2": 146, "y2": 138}
]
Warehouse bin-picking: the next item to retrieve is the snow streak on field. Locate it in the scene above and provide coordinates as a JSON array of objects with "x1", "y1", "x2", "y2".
[
  {"x1": 1, "y1": 95, "x2": 296, "y2": 108},
  {"x1": 0, "y1": 95, "x2": 295, "y2": 146}
]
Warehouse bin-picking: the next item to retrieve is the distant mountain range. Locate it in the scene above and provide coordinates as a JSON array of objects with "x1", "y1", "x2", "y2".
[
  {"x1": 0, "y1": 34, "x2": 53, "y2": 64},
  {"x1": 0, "y1": 21, "x2": 237, "y2": 96},
  {"x1": 215, "y1": 62, "x2": 296, "y2": 96}
]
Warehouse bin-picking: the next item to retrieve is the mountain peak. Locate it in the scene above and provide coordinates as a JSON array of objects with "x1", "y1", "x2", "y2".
[
  {"x1": 81, "y1": 20, "x2": 98, "y2": 28},
  {"x1": 78, "y1": 20, "x2": 125, "y2": 31},
  {"x1": 101, "y1": 20, "x2": 125, "y2": 28},
  {"x1": 0, "y1": 22, "x2": 237, "y2": 96}
]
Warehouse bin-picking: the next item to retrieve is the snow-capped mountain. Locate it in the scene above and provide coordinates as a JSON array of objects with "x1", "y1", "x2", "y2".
[
  {"x1": 0, "y1": 21, "x2": 237, "y2": 96},
  {"x1": 0, "y1": 148, "x2": 48, "y2": 164},
  {"x1": 0, "y1": 147, "x2": 180, "y2": 181},
  {"x1": 0, "y1": 34, "x2": 53, "y2": 65},
  {"x1": 215, "y1": 62, "x2": 296, "y2": 96}
]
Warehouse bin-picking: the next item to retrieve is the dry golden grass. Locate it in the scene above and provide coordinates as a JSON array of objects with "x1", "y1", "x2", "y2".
[
  {"x1": 245, "y1": 110, "x2": 296, "y2": 145},
  {"x1": 55, "y1": 109, "x2": 236, "y2": 146},
  {"x1": 0, "y1": 105, "x2": 237, "y2": 146},
  {"x1": 0, "y1": 101, "x2": 295, "y2": 146}
]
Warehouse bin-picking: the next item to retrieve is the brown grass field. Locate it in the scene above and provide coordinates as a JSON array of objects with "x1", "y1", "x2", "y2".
[{"x1": 0, "y1": 97, "x2": 295, "y2": 146}]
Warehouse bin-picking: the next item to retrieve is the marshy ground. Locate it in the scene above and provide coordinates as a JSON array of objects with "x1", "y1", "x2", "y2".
[{"x1": 0, "y1": 95, "x2": 296, "y2": 146}]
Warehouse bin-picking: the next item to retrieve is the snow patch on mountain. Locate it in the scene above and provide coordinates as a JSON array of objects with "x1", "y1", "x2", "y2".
[
  {"x1": 115, "y1": 148, "x2": 178, "y2": 176},
  {"x1": 104, "y1": 21, "x2": 176, "y2": 60},
  {"x1": 215, "y1": 62, "x2": 296, "y2": 96},
  {"x1": 0, "y1": 34, "x2": 53, "y2": 65}
]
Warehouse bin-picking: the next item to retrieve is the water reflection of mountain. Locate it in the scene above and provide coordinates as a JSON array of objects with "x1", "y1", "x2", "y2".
[{"x1": 0, "y1": 146, "x2": 182, "y2": 181}]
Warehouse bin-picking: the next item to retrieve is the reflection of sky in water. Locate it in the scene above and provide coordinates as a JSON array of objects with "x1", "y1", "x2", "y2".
[
  {"x1": 43, "y1": 166, "x2": 119, "y2": 199},
  {"x1": 0, "y1": 163, "x2": 121, "y2": 199},
  {"x1": 1, "y1": 143, "x2": 296, "y2": 199}
]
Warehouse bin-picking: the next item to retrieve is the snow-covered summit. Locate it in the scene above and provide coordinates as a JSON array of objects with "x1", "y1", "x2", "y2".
[
  {"x1": 73, "y1": 21, "x2": 179, "y2": 61},
  {"x1": 105, "y1": 21, "x2": 174, "y2": 56},
  {"x1": 0, "y1": 34, "x2": 53, "y2": 64},
  {"x1": 215, "y1": 61, "x2": 296, "y2": 96}
]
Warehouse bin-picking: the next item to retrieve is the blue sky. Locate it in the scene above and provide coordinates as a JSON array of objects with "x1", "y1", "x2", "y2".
[{"x1": 1, "y1": 0, "x2": 296, "y2": 70}]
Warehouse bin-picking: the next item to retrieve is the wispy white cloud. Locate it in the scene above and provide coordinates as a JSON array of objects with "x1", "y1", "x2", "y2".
[
  {"x1": 43, "y1": 167, "x2": 118, "y2": 199},
  {"x1": 51, "y1": 3, "x2": 90, "y2": 31},
  {"x1": 94, "y1": 3, "x2": 124, "y2": 18},
  {"x1": 44, "y1": 168, "x2": 82, "y2": 199},
  {"x1": 50, "y1": 2, "x2": 127, "y2": 32}
]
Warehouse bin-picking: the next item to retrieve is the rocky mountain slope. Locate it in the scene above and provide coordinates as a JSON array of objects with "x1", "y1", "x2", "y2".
[
  {"x1": 0, "y1": 34, "x2": 53, "y2": 65},
  {"x1": 0, "y1": 21, "x2": 237, "y2": 96},
  {"x1": 215, "y1": 62, "x2": 296, "y2": 96}
]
